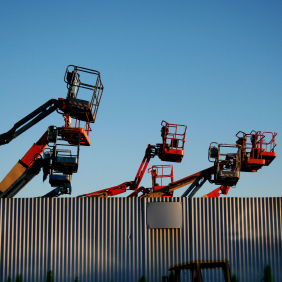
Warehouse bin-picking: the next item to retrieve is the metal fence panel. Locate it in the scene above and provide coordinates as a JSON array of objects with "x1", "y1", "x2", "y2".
[{"x1": 0, "y1": 197, "x2": 281, "y2": 282}]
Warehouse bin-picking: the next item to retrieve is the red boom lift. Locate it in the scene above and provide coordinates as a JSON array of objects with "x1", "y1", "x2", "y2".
[
  {"x1": 78, "y1": 121, "x2": 187, "y2": 198},
  {"x1": 141, "y1": 130, "x2": 277, "y2": 198}
]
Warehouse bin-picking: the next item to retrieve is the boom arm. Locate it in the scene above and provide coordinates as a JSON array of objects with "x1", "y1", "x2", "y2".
[
  {"x1": 201, "y1": 185, "x2": 231, "y2": 198},
  {"x1": 0, "y1": 65, "x2": 105, "y2": 146},
  {"x1": 141, "y1": 166, "x2": 215, "y2": 198},
  {"x1": 140, "y1": 167, "x2": 232, "y2": 198},
  {"x1": 0, "y1": 131, "x2": 48, "y2": 197},
  {"x1": 78, "y1": 144, "x2": 156, "y2": 198},
  {"x1": 131, "y1": 145, "x2": 155, "y2": 190},
  {"x1": 0, "y1": 99, "x2": 65, "y2": 146}
]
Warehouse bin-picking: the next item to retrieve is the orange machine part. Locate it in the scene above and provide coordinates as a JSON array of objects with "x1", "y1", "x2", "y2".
[
  {"x1": 21, "y1": 131, "x2": 48, "y2": 167},
  {"x1": 60, "y1": 127, "x2": 91, "y2": 146}
]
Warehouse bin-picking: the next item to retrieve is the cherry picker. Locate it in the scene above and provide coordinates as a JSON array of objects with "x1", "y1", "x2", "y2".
[
  {"x1": 0, "y1": 65, "x2": 104, "y2": 198},
  {"x1": 79, "y1": 127, "x2": 277, "y2": 199},
  {"x1": 78, "y1": 121, "x2": 187, "y2": 198},
  {"x1": 141, "y1": 130, "x2": 277, "y2": 198}
]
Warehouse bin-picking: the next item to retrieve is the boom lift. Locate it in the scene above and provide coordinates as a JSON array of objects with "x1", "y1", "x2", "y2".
[
  {"x1": 141, "y1": 165, "x2": 215, "y2": 198},
  {"x1": 199, "y1": 130, "x2": 277, "y2": 198},
  {"x1": 0, "y1": 65, "x2": 104, "y2": 197},
  {"x1": 142, "y1": 140, "x2": 242, "y2": 198},
  {"x1": 0, "y1": 123, "x2": 93, "y2": 198},
  {"x1": 0, "y1": 65, "x2": 103, "y2": 146},
  {"x1": 128, "y1": 165, "x2": 175, "y2": 199},
  {"x1": 78, "y1": 121, "x2": 187, "y2": 198},
  {"x1": 143, "y1": 130, "x2": 277, "y2": 198}
]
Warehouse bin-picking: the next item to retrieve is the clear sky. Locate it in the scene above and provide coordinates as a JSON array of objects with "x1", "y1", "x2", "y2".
[{"x1": 0, "y1": 0, "x2": 281, "y2": 198}]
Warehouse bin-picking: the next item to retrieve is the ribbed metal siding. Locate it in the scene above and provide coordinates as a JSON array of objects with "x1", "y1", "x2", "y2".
[
  {"x1": 0, "y1": 197, "x2": 281, "y2": 282},
  {"x1": 185, "y1": 197, "x2": 282, "y2": 281}
]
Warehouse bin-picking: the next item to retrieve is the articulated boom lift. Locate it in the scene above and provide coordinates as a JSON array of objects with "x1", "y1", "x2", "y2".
[
  {"x1": 142, "y1": 140, "x2": 242, "y2": 198},
  {"x1": 1, "y1": 64, "x2": 277, "y2": 200},
  {"x1": 201, "y1": 130, "x2": 277, "y2": 198},
  {"x1": 42, "y1": 125, "x2": 88, "y2": 197},
  {"x1": 0, "y1": 65, "x2": 104, "y2": 198},
  {"x1": 78, "y1": 121, "x2": 187, "y2": 198},
  {"x1": 143, "y1": 129, "x2": 277, "y2": 198}
]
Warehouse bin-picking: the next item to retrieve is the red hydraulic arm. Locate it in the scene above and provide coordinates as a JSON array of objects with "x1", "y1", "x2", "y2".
[
  {"x1": 131, "y1": 145, "x2": 155, "y2": 190},
  {"x1": 82, "y1": 165, "x2": 215, "y2": 199},
  {"x1": 21, "y1": 131, "x2": 48, "y2": 167},
  {"x1": 78, "y1": 144, "x2": 155, "y2": 198},
  {"x1": 201, "y1": 185, "x2": 231, "y2": 198},
  {"x1": 141, "y1": 166, "x2": 215, "y2": 198},
  {"x1": 78, "y1": 121, "x2": 187, "y2": 198},
  {"x1": 0, "y1": 131, "x2": 48, "y2": 197},
  {"x1": 142, "y1": 139, "x2": 241, "y2": 198},
  {"x1": 80, "y1": 182, "x2": 132, "y2": 198},
  {"x1": 0, "y1": 124, "x2": 93, "y2": 198},
  {"x1": 141, "y1": 168, "x2": 232, "y2": 198},
  {"x1": 141, "y1": 160, "x2": 236, "y2": 198}
]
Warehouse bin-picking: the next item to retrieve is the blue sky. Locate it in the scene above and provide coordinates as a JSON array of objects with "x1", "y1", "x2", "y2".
[{"x1": 0, "y1": 0, "x2": 281, "y2": 198}]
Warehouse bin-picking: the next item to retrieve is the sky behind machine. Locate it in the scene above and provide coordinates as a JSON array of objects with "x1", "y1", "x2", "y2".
[{"x1": 0, "y1": 1, "x2": 281, "y2": 198}]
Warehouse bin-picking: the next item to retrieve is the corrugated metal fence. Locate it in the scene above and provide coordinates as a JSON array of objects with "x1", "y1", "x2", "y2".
[{"x1": 0, "y1": 197, "x2": 281, "y2": 282}]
